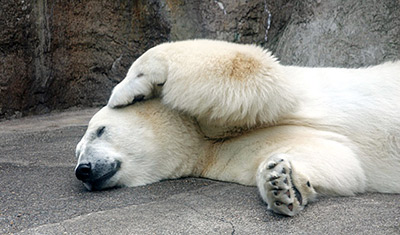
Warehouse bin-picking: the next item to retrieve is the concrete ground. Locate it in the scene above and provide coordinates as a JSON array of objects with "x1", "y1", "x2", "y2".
[{"x1": 0, "y1": 108, "x2": 399, "y2": 234}]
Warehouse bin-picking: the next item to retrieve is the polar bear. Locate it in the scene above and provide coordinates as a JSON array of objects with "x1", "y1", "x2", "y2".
[{"x1": 76, "y1": 39, "x2": 400, "y2": 216}]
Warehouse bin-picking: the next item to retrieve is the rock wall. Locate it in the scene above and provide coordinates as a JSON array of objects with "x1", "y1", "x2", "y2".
[
  {"x1": 269, "y1": 0, "x2": 400, "y2": 67},
  {"x1": 1, "y1": 0, "x2": 399, "y2": 118}
]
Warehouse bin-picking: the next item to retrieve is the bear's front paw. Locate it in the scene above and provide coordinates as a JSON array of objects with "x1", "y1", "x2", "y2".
[
  {"x1": 108, "y1": 77, "x2": 153, "y2": 108},
  {"x1": 257, "y1": 155, "x2": 313, "y2": 216}
]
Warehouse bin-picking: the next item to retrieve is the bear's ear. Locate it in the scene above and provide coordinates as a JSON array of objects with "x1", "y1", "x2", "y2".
[{"x1": 96, "y1": 126, "x2": 106, "y2": 138}]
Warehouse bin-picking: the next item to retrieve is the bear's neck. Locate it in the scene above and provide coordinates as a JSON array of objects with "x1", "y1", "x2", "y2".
[{"x1": 191, "y1": 135, "x2": 267, "y2": 186}]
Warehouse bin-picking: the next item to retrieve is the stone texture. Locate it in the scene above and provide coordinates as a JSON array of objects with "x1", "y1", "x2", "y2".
[
  {"x1": 268, "y1": 0, "x2": 400, "y2": 67},
  {"x1": 1, "y1": 0, "x2": 171, "y2": 118},
  {"x1": 0, "y1": 0, "x2": 399, "y2": 118}
]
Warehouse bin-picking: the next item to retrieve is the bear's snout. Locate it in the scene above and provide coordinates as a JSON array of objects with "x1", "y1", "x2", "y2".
[
  {"x1": 75, "y1": 163, "x2": 92, "y2": 181},
  {"x1": 75, "y1": 159, "x2": 121, "y2": 190}
]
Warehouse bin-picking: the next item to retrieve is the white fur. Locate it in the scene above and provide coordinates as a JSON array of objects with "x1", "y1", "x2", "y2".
[
  {"x1": 108, "y1": 40, "x2": 299, "y2": 126},
  {"x1": 77, "y1": 39, "x2": 400, "y2": 216}
]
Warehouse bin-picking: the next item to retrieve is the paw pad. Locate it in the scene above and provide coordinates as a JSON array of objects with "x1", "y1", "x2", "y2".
[{"x1": 258, "y1": 156, "x2": 306, "y2": 216}]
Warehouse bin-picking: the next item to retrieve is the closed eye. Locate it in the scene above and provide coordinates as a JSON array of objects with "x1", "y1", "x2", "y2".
[{"x1": 96, "y1": 126, "x2": 106, "y2": 138}]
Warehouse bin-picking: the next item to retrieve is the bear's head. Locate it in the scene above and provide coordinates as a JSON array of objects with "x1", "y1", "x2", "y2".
[{"x1": 74, "y1": 99, "x2": 203, "y2": 191}]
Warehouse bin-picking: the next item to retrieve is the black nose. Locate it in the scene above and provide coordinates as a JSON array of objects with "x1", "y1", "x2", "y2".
[{"x1": 75, "y1": 163, "x2": 92, "y2": 181}]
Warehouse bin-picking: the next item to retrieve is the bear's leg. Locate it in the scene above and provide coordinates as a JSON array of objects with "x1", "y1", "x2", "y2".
[
  {"x1": 107, "y1": 51, "x2": 298, "y2": 127},
  {"x1": 256, "y1": 139, "x2": 366, "y2": 216}
]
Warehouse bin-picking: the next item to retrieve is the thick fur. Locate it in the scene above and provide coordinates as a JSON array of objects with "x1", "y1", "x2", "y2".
[
  {"x1": 76, "y1": 39, "x2": 400, "y2": 216},
  {"x1": 108, "y1": 40, "x2": 298, "y2": 128}
]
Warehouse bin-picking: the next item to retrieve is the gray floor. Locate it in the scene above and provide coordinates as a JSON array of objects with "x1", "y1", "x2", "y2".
[{"x1": 1, "y1": 109, "x2": 399, "y2": 234}]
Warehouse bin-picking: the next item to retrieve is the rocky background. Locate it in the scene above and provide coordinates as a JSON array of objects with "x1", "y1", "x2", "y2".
[{"x1": 1, "y1": 0, "x2": 399, "y2": 119}]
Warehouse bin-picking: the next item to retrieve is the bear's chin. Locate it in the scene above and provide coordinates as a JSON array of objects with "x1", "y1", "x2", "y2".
[
  {"x1": 83, "y1": 180, "x2": 118, "y2": 191},
  {"x1": 81, "y1": 172, "x2": 119, "y2": 191}
]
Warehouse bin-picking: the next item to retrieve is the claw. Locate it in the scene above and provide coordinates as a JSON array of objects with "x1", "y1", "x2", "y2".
[
  {"x1": 292, "y1": 185, "x2": 303, "y2": 205},
  {"x1": 268, "y1": 162, "x2": 277, "y2": 169},
  {"x1": 269, "y1": 175, "x2": 280, "y2": 181},
  {"x1": 283, "y1": 177, "x2": 288, "y2": 184}
]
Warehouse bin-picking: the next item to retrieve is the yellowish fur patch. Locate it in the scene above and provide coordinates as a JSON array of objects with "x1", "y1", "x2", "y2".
[{"x1": 221, "y1": 52, "x2": 261, "y2": 81}]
